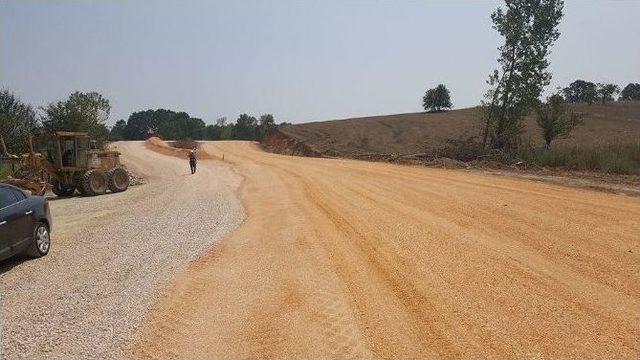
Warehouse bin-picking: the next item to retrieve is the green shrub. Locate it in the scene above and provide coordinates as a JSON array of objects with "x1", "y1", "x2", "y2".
[
  {"x1": 0, "y1": 163, "x2": 18, "y2": 180},
  {"x1": 518, "y1": 141, "x2": 640, "y2": 174}
]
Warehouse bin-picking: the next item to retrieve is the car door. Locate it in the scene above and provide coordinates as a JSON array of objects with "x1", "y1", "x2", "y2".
[
  {"x1": 0, "y1": 187, "x2": 18, "y2": 260},
  {"x1": 0, "y1": 187, "x2": 32, "y2": 255},
  {"x1": 7, "y1": 188, "x2": 34, "y2": 251}
]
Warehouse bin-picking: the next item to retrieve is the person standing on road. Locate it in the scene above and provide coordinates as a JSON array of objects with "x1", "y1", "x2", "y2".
[{"x1": 188, "y1": 149, "x2": 197, "y2": 174}]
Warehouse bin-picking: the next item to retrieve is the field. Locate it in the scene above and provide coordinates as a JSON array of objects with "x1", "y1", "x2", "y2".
[{"x1": 279, "y1": 101, "x2": 640, "y2": 158}]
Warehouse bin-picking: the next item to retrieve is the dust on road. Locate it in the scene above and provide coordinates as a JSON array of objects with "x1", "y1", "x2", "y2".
[{"x1": 134, "y1": 141, "x2": 640, "y2": 359}]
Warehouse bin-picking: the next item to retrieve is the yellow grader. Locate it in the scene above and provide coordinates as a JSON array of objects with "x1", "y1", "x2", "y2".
[{"x1": 0, "y1": 132, "x2": 130, "y2": 197}]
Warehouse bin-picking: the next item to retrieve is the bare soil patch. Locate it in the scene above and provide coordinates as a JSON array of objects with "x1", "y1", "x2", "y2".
[
  {"x1": 134, "y1": 141, "x2": 640, "y2": 359},
  {"x1": 144, "y1": 137, "x2": 216, "y2": 160}
]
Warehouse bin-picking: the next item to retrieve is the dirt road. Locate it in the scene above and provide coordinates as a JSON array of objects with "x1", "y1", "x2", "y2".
[
  {"x1": 134, "y1": 141, "x2": 640, "y2": 359},
  {"x1": 0, "y1": 142, "x2": 244, "y2": 359}
]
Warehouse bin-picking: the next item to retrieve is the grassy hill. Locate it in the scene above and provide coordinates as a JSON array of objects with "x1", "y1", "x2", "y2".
[{"x1": 280, "y1": 101, "x2": 640, "y2": 157}]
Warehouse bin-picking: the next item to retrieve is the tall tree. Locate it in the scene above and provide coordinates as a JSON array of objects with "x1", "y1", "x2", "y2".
[
  {"x1": 109, "y1": 119, "x2": 127, "y2": 141},
  {"x1": 204, "y1": 124, "x2": 220, "y2": 140},
  {"x1": 535, "y1": 94, "x2": 583, "y2": 148},
  {"x1": 596, "y1": 83, "x2": 620, "y2": 104},
  {"x1": 124, "y1": 110, "x2": 159, "y2": 140},
  {"x1": 422, "y1": 84, "x2": 453, "y2": 112},
  {"x1": 216, "y1": 117, "x2": 235, "y2": 140},
  {"x1": 0, "y1": 89, "x2": 38, "y2": 154},
  {"x1": 619, "y1": 83, "x2": 640, "y2": 101},
  {"x1": 156, "y1": 112, "x2": 205, "y2": 140},
  {"x1": 123, "y1": 109, "x2": 205, "y2": 140},
  {"x1": 234, "y1": 114, "x2": 258, "y2": 140},
  {"x1": 481, "y1": 0, "x2": 564, "y2": 150},
  {"x1": 562, "y1": 80, "x2": 598, "y2": 104},
  {"x1": 258, "y1": 114, "x2": 276, "y2": 140},
  {"x1": 40, "y1": 91, "x2": 111, "y2": 144}
]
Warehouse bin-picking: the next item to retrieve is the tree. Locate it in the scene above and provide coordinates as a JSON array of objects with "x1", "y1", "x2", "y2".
[
  {"x1": 258, "y1": 114, "x2": 276, "y2": 140},
  {"x1": 123, "y1": 109, "x2": 205, "y2": 140},
  {"x1": 596, "y1": 83, "x2": 620, "y2": 104},
  {"x1": 109, "y1": 119, "x2": 127, "y2": 141},
  {"x1": 124, "y1": 110, "x2": 159, "y2": 140},
  {"x1": 562, "y1": 80, "x2": 598, "y2": 104},
  {"x1": 204, "y1": 124, "x2": 220, "y2": 140},
  {"x1": 481, "y1": 0, "x2": 564, "y2": 150},
  {"x1": 535, "y1": 94, "x2": 583, "y2": 148},
  {"x1": 619, "y1": 83, "x2": 640, "y2": 101},
  {"x1": 216, "y1": 117, "x2": 235, "y2": 140},
  {"x1": 0, "y1": 89, "x2": 38, "y2": 154},
  {"x1": 422, "y1": 84, "x2": 452, "y2": 112},
  {"x1": 40, "y1": 91, "x2": 111, "y2": 144},
  {"x1": 156, "y1": 112, "x2": 205, "y2": 140},
  {"x1": 234, "y1": 114, "x2": 258, "y2": 140}
]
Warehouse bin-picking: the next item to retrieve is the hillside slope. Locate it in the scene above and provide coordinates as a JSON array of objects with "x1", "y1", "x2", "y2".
[{"x1": 280, "y1": 101, "x2": 640, "y2": 156}]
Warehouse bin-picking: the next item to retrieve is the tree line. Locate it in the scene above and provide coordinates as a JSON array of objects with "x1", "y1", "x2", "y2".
[
  {"x1": 0, "y1": 89, "x2": 290, "y2": 154},
  {"x1": 109, "y1": 110, "x2": 288, "y2": 142},
  {"x1": 561, "y1": 81, "x2": 639, "y2": 104},
  {"x1": 422, "y1": 80, "x2": 638, "y2": 114}
]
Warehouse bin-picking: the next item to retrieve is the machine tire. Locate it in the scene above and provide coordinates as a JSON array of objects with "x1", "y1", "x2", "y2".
[
  {"x1": 107, "y1": 167, "x2": 130, "y2": 193},
  {"x1": 76, "y1": 177, "x2": 87, "y2": 196},
  {"x1": 82, "y1": 169, "x2": 108, "y2": 196},
  {"x1": 51, "y1": 180, "x2": 75, "y2": 197}
]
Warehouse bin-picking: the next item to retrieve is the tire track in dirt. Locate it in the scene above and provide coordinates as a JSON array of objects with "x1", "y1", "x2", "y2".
[{"x1": 133, "y1": 141, "x2": 640, "y2": 359}]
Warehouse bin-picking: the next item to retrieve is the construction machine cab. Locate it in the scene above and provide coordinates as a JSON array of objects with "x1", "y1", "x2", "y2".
[{"x1": 35, "y1": 132, "x2": 90, "y2": 170}]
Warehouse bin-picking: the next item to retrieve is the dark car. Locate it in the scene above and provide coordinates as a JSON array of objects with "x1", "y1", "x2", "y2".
[{"x1": 0, "y1": 183, "x2": 52, "y2": 261}]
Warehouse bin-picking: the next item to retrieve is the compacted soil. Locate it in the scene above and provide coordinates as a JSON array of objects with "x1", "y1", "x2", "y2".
[{"x1": 133, "y1": 141, "x2": 640, "y2": 359}]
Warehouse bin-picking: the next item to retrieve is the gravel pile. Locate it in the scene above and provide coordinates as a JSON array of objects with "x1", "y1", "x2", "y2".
[
  {"x1": 0, "y1": 142, "x2": 245, "y2": 359},
  {"x1": 127, "y1": 169, "x2": 146, "y2": 186}
]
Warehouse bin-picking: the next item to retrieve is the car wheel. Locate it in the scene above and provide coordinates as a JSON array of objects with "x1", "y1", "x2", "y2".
[{"x1": 23, "y1": 222, "x2": 50, "y2": 258}]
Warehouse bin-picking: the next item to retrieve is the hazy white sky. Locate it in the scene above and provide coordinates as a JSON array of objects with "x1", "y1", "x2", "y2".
[{"x1": 1, "y1": 0, "x2": 638, "y2": 125}]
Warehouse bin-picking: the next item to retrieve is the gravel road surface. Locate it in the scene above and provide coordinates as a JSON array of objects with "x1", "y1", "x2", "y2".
[
  {"x1": 135, "y1": 141, "x2": 640, "y2": 359},
  {"x1": 0, "y1": 141, "x2": 244, "y2": 359}
]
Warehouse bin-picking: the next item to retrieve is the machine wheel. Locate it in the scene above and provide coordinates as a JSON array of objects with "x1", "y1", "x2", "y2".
[
  {"x1": 51, "y1": 180, "x2": 75, "y2": 197},
  {"x1": 76, "y1": 177, "x2": 87, "y2": 196},
  {"x1": 82, "y1": 169, "x2": 108, "y2": 196},
  {"x1": 107, "y1": 167, "x2": 130, "y2": 193}
]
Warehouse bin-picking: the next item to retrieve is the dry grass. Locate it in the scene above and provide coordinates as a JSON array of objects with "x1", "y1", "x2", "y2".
[
  {"x1": 281, "y1": 101, "x2": 640, "y2": 157},
  {"x1": 517, "y1": 141, "x2": 640, "y2": 175}
]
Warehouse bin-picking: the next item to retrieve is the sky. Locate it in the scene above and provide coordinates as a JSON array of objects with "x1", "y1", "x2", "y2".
[{"x1": 1, "y1": 0, "x2": 639, "y2": 126}]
